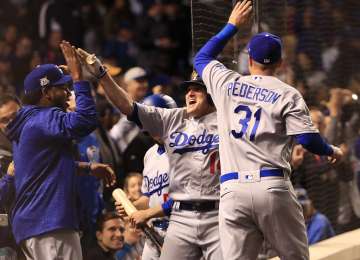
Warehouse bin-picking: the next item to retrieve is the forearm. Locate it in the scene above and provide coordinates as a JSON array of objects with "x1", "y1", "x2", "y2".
[
  {"x1": 99, "y1": 73, "x2": 134, "y2": 116},
  {"x1": 143, "y1": 205, "x2": 166, "y2": 220},
  {"x1": 75, "y1": 161, "x2": 91, "y2": 176},
  {"x1": 295, "y1": 133, "x2": 333, "y2": 156},
  {"x1": 194, "y1": 23, "x2": 237, "y2": 77},
  {"x1": 133, "y1": 195, "x2": 150, "y2": 210}
]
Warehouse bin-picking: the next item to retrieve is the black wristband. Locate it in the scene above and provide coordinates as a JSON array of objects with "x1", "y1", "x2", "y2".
[{"x1": 97, "y1": 66, "x2": 108, "y2": 79}]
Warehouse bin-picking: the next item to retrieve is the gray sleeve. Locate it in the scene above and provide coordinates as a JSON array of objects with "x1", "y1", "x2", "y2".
[
  {"x1": 202, "y1": 60, "x2": 241, "y2": 104},
  {"x1": 283, "y1": 95, "x2": 318, "y2": 135},
  {"x1": 128, "y1": 103, "x2": 177, "y2": 139}
]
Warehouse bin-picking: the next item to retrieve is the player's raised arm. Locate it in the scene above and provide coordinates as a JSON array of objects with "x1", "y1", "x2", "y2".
[
  {"x1": 76, "y1": 48, "x2": 134, "y2": 116},
  {"x1": 193, "y1": 0, "x2": 252, "y2": 77}
]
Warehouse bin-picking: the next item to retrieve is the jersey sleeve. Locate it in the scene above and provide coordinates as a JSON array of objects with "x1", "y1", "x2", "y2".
[
  {"x1": 202, "y1": 60, "x2": 241, "y2": 105},
  {"x1": 283, "y1": 93, "x2": 318, "y2": 135},
  {"x1": 128, "y1": 103, "x2": 180, "y2": 140}
]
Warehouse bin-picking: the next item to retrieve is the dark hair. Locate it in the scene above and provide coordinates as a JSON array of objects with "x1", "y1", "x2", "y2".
[
  {"x1": 96, "y1": 211, "x2": 123, "y2": 232},
  {"x1": 22, "y1": 89, "x2": 43, "y2": 105},
  {"x1": 0, "y1": 94, "x2": 21, "y2": 108}
]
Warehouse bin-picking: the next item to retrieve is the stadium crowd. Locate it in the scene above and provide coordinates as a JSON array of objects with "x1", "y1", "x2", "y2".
[{"x1": 0, "y1": 0, "x2": 359, "y2": 259}]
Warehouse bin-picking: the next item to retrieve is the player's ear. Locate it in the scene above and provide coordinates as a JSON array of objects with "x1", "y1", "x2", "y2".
[
  {"x1": 248, "y1": 56, "x2": 253, "y2": 67},
  {"x1": 96, "y1": 230, "x2": 103, "y2": 241}
]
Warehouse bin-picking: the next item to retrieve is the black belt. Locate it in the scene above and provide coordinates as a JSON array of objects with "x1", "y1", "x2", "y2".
[{"x1": 177, "y1": 200, "x2": 218, "y2": 212}]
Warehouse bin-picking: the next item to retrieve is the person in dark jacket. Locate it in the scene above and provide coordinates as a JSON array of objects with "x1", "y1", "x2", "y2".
[{"x1": 6, "y1": 41, "x2": 98, "y2": 260}]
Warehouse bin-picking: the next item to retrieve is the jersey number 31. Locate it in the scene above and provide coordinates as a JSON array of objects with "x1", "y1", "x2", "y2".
[{"x1": 231, "y1": 105, "x2": 262, "y2": 141}]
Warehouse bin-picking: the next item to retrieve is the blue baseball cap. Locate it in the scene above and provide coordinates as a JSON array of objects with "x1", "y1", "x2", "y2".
[
  {"x1": 248, "y1": 32, "x2": 282, "y2": 65},
  {"x1": 24, "y1": 64, "x2": 73, "y2": 94}
]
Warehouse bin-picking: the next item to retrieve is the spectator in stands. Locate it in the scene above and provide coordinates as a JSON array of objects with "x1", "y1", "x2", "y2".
[
  {"x1": 295, "y1": 188, "x2": 335, "y2": 245},
  {"x1": 110, "y1": 67, "x2": 153, "y2": 173},
  {"x1": 85, "y1": 212, "x2": 125, "y2": 260},
  {"x1": 115, "y1": 220, "x2": 144, "y2": 260},
  {"x1": 0, "y1": 161, "x2": 17, "y2": 259},
  {"x1": 124, "y1": 172, "x2": 143, "y2": 202},
  {"x1": 0, "y1": 94, "x2": 21, "y2": 257},
  {"x1": 103, "y1": 22, "x2": 138, "y2": 70}
]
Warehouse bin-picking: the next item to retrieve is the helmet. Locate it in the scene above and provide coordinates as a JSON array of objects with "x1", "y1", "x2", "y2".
[{"x1": 143, "y1": 94, "x2": 177, "y2": 109}]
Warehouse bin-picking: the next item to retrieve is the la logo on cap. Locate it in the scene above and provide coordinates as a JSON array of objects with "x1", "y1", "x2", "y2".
[{"x1": 40, "y1": 76, "x2": 50, "y2": 87}]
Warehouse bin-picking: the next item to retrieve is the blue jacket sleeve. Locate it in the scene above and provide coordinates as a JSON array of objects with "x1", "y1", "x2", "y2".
[
  {"x1": 0, "y1": 174, "x2": 14, "y2": 205},
  {"x1": 295, "y1": 133, "x2": 333, "y2": 156},
  {"x1": 161, "y1": 198, "x2": 174, "y2": 216},
  {"x1": 194, "y1": 23, "x2": 238, "y2": 77},
  {"x1": 45, "y1": 81, "x2": 98, "y2": 140}
]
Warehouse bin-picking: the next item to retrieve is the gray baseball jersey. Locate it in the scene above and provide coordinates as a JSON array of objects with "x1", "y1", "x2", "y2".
[
  {"x1": 133, "y1": 103, "x2": 220, "y2": 201},
  {"x1": 201, "y1": 60, "x2": 318, "y2": 175},
  {"x1": 201, "y1": 60, "x2": 313, "y2": 259}
]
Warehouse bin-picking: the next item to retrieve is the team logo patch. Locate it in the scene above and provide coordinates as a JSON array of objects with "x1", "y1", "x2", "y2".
[
  {"x1": 191, "y1": 71, "x2": 199, "y2": 81},
  {"x1": 40, "y1": 77, "x2": 50, "y2": 87}
]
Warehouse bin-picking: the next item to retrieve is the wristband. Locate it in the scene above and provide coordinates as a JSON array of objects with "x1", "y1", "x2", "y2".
[{"x1": 97, "y1": 65, "x2": 108, "y2": 79}]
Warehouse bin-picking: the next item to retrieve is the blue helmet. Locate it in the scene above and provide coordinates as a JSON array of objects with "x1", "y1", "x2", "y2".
[{"x1": 143, "y1": 94, "x2": 177, "y2": 109}]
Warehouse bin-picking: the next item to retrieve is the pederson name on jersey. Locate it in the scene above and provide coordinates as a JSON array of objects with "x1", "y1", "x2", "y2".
[{"x1": 226, "y1": 81, "x2": 281, "y2": 104}]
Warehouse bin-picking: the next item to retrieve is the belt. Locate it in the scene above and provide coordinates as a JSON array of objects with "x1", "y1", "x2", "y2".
[
  {"x1": 176, "y1": 200, "x2": 219, "y2": 212},
  {"x1": 152, "y1": 219, "x2": 169, "y2": 230},
  {"x1": 220, "y1": 169, "x2": 284, "y2": 184}
]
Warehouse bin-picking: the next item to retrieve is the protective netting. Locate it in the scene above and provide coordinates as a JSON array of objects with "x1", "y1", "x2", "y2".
[{"x1": 191, "y1": 0, "x2": 360, "y2": 255}]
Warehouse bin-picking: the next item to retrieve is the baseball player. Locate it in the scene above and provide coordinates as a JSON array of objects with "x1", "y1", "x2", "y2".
[
  {"x1": 126, "y1": 94, "x2": 177, "y2": 260},
  {"x1": 193, "y1": 1, "x2": 343, "y2": 260},
  {"x1": 76, "y1": 46, "x2": 222, "y2": 260}
]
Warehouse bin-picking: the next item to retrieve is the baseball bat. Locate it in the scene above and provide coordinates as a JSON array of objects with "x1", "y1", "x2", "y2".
[{"x1": 112, "y1": 189, "x2": 164, "y2": 253}]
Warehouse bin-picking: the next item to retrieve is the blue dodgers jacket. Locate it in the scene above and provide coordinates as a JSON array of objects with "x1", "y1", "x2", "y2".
[{"x1": 6, "y1": 81, "x2": 98, "y2": 243}]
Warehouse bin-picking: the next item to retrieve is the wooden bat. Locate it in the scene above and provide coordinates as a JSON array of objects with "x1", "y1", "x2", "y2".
[{"x1": 112, "y1": 189, "x2": 164, "y2": 253}]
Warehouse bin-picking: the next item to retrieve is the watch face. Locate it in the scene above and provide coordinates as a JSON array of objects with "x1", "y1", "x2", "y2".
[{"x1": 0, "y1": 214, "x2": 8, "y2": 227}]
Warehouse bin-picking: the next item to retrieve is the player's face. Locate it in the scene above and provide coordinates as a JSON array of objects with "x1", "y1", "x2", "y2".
[
  {"x1": 97, "y1": 218, "x2": 125, "y2": 251},
  {"x1": 0, "y1": 101, "x2": 20, "y2": 130},
  {"x1": 127, "y1": 176, "x2": 142, "y2": 201},
  {"x1": 45, "y1": 84, "x2": 72, "y2": 111},
  {"x1": 127, "y1": 79, "x2": 148, "y2": 102},
  {"x1": 185, "y1": 85, "x2": 212, "y2": 118}
]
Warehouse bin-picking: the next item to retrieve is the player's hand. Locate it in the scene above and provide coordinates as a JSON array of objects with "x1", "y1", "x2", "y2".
[
  {"x1": 115, "y1": 201, "x2": 127, "y2": 218},
  {"x1": 129, "y1": 210, "x2": 150, "y2": 226},
  {"x1": 60, "y1": 41, "x2": 82, "y2": 81},
  {"x1": 7, "y1": 161, "x2": 15, "y2": 177},
  {"x1": 328, "y1": 145, "x2": 343, "y2": 164},
  {"x1": 228, "y1": 0, "x2": 252, "y2": 28},
  {"x1": 76, "y1": 48, "x2": 107, "y2": 79},
  {"x1": 89, "y1": 163, "x2": 116, "y2": 187}
]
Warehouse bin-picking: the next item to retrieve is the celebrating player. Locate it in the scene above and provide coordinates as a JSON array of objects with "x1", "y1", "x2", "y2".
[
  {"x1": 194, "y1": 1, "x2": 343, "y2": 260},
  {"x1": 76, "y1": 46, "x2": 222, "y2": 260}
]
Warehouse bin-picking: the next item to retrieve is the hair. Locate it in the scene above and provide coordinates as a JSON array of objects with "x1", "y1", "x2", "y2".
[
  {"x1": 0, "y1": 94, "x2": 21, "y2": 108},
  {"x1": 96, "y1": 211, "x2": 123, "y2": 232},
  {"x1": 123, "y1": 172, "x2": 142, "y2": 192},
  {"x1": 250, "y1": 58, "x2": 281, "y2": 73},
  {"x1": 22, "y1": 89, "x2": 43, "y2": 105}
]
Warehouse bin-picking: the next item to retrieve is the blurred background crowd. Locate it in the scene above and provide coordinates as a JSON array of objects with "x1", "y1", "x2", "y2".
[{"x1": 0, "y1": 0, "x2": 359, "y2": 259}]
